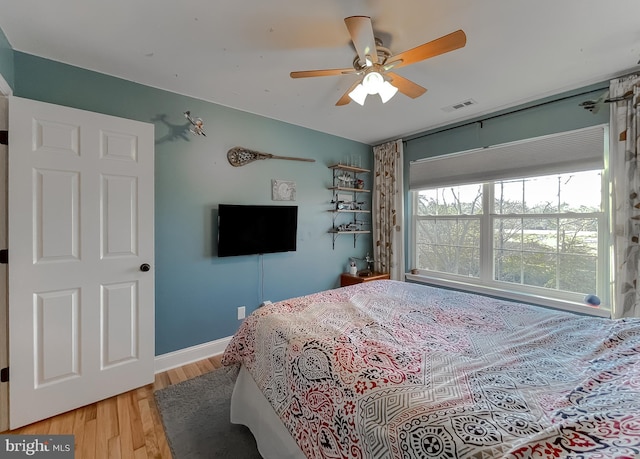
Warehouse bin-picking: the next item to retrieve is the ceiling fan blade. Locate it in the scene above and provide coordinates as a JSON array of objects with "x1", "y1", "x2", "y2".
[
  {"x1": 290, "y1": 68, "x2": 356, "y2": 78},
  {"x1": 344, "y1": 16, "x2": 378, "y2": 64},
  {"x1": 387, "y1": 72, "x2": 427, "y2": 99},
  {"x1": 389, "y1": 30, "x2": 466, "y2": 69},
  {"x1": 336, "y1": 80, "x2": 361, "y2": 106}
]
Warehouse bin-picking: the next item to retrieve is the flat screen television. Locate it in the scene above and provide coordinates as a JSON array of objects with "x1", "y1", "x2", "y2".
[{"x1": 217, "y1": 204, "x2": 298, "y2": 257}]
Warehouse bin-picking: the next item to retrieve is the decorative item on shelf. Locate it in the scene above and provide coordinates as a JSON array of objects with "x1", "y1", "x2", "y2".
[
  {"x1": 337, "y1": 173, "x2": 355, "y2": 188},
  {"x1": 341, "y1": 155, "x2": 362, "y2": 168},
  {"x1": 227, "y1": 146, "x2": 316, "y2": 167},
  {"x1": 335, "y1": 200, "x2": 366, "y2": 211},
  {"x1": 331, "y1": 193, "x2": 353, "y2": 210},
  {"x1": 336, "y1": 221, "x2": 363, "y2": 232},
  {"x1": 356, "y1": 179, "x2": 364, "y2": 189},
  {"x1": 184, "y1": 111, "x2": 206, "y2": 136}
]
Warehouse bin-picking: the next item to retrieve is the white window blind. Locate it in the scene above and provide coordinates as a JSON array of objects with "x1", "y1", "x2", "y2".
[{"x1": 409, "y1": 125, "x2": 606, "y2": 190}]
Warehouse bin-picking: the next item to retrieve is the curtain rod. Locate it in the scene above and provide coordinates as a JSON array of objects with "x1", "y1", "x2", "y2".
[
  {"x1": 579, "y1": 90, "x2": 635, "y2": 113},
  {"x1": 405, "y1": 85, "x2": 609, "y2": 143}
]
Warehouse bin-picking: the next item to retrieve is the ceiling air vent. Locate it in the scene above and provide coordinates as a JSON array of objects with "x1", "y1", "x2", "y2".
[{"x1": 442, "y1": 98, "x2": 477, "y2": 113}]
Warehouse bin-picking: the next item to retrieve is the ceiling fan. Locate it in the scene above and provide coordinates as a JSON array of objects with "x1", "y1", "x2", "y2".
[{"x1": 290, "y1": 16, "x2": 466, "y2": 106}]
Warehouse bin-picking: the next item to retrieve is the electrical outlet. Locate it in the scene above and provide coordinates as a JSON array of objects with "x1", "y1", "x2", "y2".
[{"x1": 237, "y1": 306, "x2": 246, "y2": 320}]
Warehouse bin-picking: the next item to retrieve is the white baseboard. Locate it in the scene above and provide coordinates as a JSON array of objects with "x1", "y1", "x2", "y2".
[{"x1": 154, "y1": 336, "x2": 232, "y2": 374}]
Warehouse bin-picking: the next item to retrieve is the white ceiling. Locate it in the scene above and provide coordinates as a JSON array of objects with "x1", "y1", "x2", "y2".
[{"x1": 1, "y1": 0, "x2": 639, "y2": 145}]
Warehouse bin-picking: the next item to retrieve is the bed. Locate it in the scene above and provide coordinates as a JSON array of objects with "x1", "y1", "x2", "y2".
[{"x1": 221, "y1": 280, "x2": 640, "y2": 458}]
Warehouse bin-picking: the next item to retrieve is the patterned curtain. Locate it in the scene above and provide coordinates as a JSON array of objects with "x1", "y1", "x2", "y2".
[
  {"x1": 610, "y1": 74, "x2": 640, "y2": 318},
  {"x1": 372, "y1": 139, "x2": 405, "y2": 280}
]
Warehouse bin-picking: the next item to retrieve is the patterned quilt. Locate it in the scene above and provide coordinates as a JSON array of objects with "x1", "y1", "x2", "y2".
[{"x1": 222, "y1": 280, "x2": 640, "y2": 458}]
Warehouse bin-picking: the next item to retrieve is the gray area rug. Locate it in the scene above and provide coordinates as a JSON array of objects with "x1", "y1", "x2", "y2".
[{"x1": 154, "y1": 364, "x2": 263, "y2": 459}]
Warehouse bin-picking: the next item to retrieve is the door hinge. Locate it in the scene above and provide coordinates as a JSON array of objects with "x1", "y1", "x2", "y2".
[
  {"x1": 0, "y1": 130, "x2": 6, "y2": 146},
  {"x1": 0, "y1": 367, "x2": 8, "y2": 383},
  {"x1": 0, "y1": 249, "x2": 6, "y2": 264}
]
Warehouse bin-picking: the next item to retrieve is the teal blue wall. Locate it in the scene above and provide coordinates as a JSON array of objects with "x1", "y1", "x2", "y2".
[
  {"x1": 403, "y1": 83, "x2": 610, "y2": 270},
  {"x1": 9, "y1": 52, "x2": 372, "y2": 355},
  {"x1": 0, "y1": 27, "x2": 14, "y2": 90}
]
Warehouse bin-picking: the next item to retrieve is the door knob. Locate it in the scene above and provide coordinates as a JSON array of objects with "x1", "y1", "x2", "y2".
[{"x1": 140, "y1": 263, "x2": 151, "y2": 272}]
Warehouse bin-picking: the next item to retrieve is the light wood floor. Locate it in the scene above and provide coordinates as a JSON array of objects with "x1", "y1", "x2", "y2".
[{"x1": 1, "y1": 354, "x2": 224, "y2": 458}]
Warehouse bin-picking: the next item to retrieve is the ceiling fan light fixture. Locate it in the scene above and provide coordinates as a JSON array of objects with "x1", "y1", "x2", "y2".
[
  {"x1": 349, "y1": 71, "x2": 398, "y2": 105},
  {"x1": 378, "y1": 81, "x2": 398, "y2": 103},
  {"x1": 362, "y1": 71, "x2": 384, "y2": 94},
  {"x1": 348, "y1": 83, "x2": 368, "y2": 105}
]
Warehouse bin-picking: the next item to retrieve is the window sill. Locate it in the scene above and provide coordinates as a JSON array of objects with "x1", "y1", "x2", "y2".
[{"x1": 404, "y1": 273, "x2": 611, "y2": 318}]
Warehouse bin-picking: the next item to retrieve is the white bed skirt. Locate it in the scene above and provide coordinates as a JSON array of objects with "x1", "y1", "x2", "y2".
[{"x1": 230, "y1": 365, "x2": 306, "y2": 459}]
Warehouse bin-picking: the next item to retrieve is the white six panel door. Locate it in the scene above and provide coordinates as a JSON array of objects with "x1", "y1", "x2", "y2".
[{"x1": 8, "y1": 96, "x2": 155, "y2": 428}]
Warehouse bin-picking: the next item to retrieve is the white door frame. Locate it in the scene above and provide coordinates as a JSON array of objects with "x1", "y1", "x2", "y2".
[{"x1": 0, "y1": 73, "x2": 12, "y2": 433}]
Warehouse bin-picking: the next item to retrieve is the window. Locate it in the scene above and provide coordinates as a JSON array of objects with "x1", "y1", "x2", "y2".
[
  {"x1": 412, "y1": 170, "x2": 606, "y2": 310},
  {"x1": 493, "y1": 172, "x2": 601, "y2": 294},
  {"x1": 415, "y1": 183, "x2": 483, "y2": 277},
  {"x1": 409, "y1": 126, "x2": 609, "y2": 314}
]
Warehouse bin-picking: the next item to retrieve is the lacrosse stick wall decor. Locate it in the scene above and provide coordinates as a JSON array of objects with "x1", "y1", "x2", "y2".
[{"x1": 227, "y1": 146, "x2": 315, "y2": 167}]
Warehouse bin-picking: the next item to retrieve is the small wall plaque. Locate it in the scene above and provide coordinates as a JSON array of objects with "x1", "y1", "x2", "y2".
[{"x1": 272, "y1": 180, "x2": 296, "y2": 201}]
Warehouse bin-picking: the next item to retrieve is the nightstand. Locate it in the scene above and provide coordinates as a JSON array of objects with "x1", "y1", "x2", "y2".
[{"x1": 340, "y1": 272, "x2": 390, "y2": 287}]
